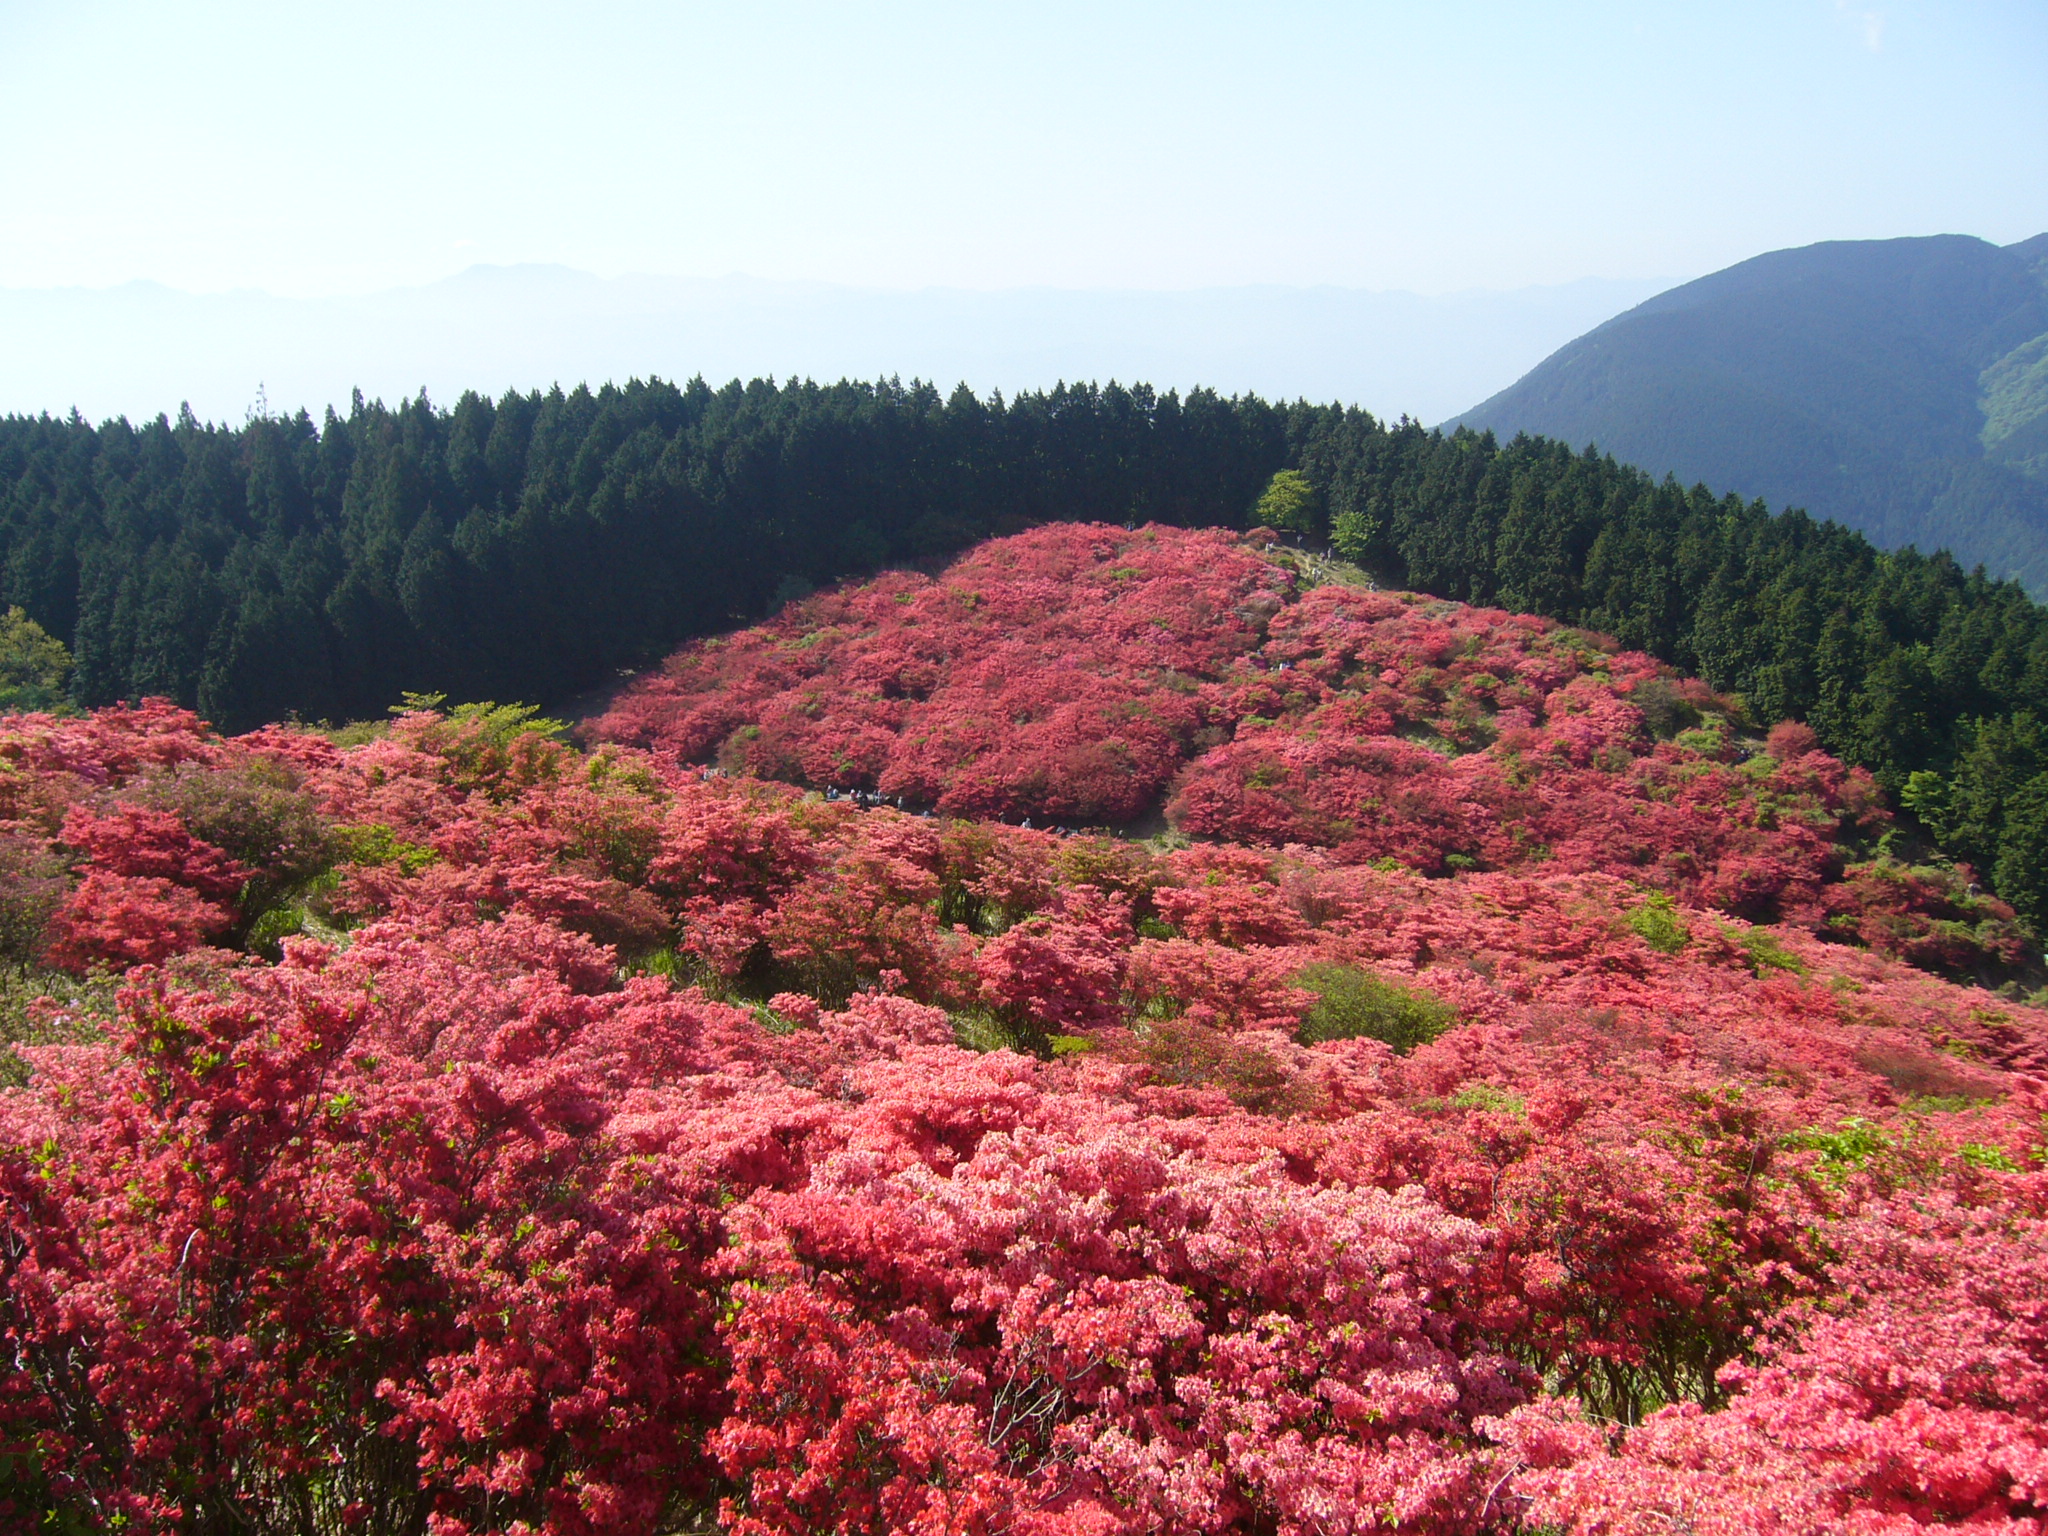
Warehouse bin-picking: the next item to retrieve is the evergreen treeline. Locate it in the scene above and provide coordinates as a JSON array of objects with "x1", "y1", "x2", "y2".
[
  {"x1": 5, "y1": 377, "x2": 2048, "y2": 926},
  {"x1": 0, "y1": 379, "x2": 1287, "y2": 729}
]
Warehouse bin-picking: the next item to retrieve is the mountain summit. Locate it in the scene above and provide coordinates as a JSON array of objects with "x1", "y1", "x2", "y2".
[{"x1": 1448, "y1": 234, "x2": 2048, "y2": 591}]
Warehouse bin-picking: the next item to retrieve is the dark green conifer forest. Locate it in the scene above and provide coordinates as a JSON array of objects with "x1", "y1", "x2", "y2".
[{"x1": 6, "y1": 374, "x2": 2048, "y2": 929}]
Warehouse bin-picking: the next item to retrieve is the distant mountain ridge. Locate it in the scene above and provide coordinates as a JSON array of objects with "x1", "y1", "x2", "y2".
[{"x1": 1448, "y1": 234, "x2": 2048, "y2": 593}]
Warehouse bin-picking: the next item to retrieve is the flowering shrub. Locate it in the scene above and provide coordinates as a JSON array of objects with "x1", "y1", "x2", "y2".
[
  {"x1": 3, "y1": 533, "x2": 2048, "y2": 1531},
  {"x1": 1490, "y1": 1182, "x2": 2048, "y2": 1533},
  {"x1": 40, "y1": 867, "x2": 234, "y2": 969},
  {"x1": 715, "y1": 1126, "x2": 1522, "y2": 1535}
]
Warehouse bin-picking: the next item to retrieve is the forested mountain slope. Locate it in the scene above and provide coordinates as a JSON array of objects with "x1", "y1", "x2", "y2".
[
  {"x1": 1, "y1": 530, "x2": 2044, "y2": 1531},
  {"x1": 1449, "y1": 234, "x2": 2048, "y2": 590}
]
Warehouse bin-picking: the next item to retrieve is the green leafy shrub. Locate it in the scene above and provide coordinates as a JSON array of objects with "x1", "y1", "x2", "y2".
[
  {"x1": 335, "y1": 823, "x2": 438, "y2": 874},
  {"x1": 394, "y1": 696, "x2": 572, "y2": 795},
  {"x1": 1786, "y1": 1117, "x2": 1892, "y2": 1175},
  {"x1": 0, "y1": 606, "x2": 72, "y2": 712},
  {"x1": 1329, "y1": 508, "x2": 1382, "y2": 567},
  {"x1": 1629, "y1": 893, "x2": 1691, "y2": 953},
  {"x1": 1132, "y1": 1017, "x2": 1316, "y2": 1115},
  {"x1": 1628, "y1": 677, "x2": 1702, "y2": 740},
  {"x1": 138, "y1": 760, "x2": 336, "y2": 903},
  {"x1": 1958, "y1": 1142, "x2": 2020, "y2": 1172},
  {"x1": 1293, "y1": 962, "x2": 1454, "y2": 1053},
  {"x1": 1449, "y1": 1083, "x2": 1525, "y2": 1114},
  {"x1": 1738, "y1": 926, "x2": 1807, "y2": 976},
  {"x1": 1251, "y1": 469, "x2": 1323, "y2": 541},
  {"x1": 952, "y1": 1007, "x2": 1048, "y2": 1057},
  {"x1": 0, "y1": 835, "x2": 68, "y2": 965}
]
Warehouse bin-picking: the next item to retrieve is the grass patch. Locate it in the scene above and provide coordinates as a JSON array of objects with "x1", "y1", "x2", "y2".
[
  {"x1": 748, "y1": 1001, "x2": 806, "y2": 1037},
  {"x1": 1450, "y1": 1083, "x2": 1525, "y2": 1114}
]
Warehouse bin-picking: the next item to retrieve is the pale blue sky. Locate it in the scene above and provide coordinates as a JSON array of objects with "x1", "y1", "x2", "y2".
[{"x1": 1, "y1": 0, "x2": 2042, "y2": 297}]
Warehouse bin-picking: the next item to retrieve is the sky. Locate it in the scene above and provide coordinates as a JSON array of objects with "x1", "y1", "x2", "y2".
[{"x1": 1, "y1": 0, "x2": 2042, "y2": 299}]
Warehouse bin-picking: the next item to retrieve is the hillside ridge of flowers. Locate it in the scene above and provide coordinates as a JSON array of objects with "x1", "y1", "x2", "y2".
[
  {"x1": 592, "y1": 521, "x2": 2027, "y2": 982},
  {"x1": 0, "y1": 525, "x2": 2042, "y2": 1532}
]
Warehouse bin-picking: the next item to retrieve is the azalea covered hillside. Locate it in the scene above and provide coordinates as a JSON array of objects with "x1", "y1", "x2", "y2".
[
  {"x1": 594, "y1": 523, "x2": 2027, "y2": 978},
  {"x1": 1, "y1": 521, "x2": 2045, "y2": 1533}
]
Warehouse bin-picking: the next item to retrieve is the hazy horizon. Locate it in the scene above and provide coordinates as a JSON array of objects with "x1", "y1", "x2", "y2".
[{"x1": 0, "y1": 264, "x2": 1675, "y2": 428}]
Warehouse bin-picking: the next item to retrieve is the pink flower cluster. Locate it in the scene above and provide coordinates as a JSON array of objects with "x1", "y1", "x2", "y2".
[{"x1": 0, "y1": 573, "x2": 2043, "y2": 1530}]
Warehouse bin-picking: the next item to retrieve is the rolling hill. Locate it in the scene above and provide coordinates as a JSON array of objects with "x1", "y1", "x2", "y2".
[{"x1": 1449, "y1": 234, "x2": 2048, "y2": 592}]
